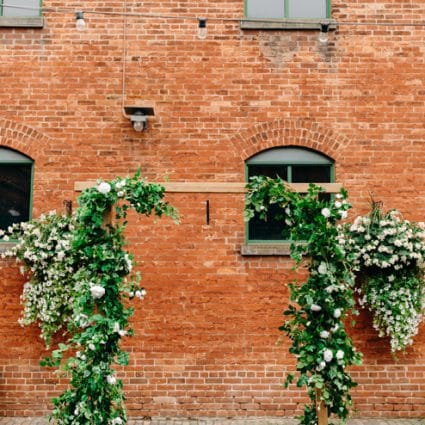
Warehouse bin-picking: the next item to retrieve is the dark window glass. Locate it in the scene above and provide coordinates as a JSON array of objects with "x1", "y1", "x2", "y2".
[
  {"x1": 248, "y1": 165, "x2": 288, "y2": 180},
  {"x1": 0, "y1": 164, "x2": 32, "y2": 231},
  {"x1": 292, "y1": 165, "x2": 330, "y2": 183}
]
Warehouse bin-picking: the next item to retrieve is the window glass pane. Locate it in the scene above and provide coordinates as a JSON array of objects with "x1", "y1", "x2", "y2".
[
  {"x1": 292, "y1": 165, "x2": 331, "y2": 183},
  {"x1": 248, "y1": 147, "x2": 331, "y2": 165},
  {"x1": 0, "y1": 164, "x2": 32, "y2": 231},
  {"x1": 287, "y1": 0, "x2": 327, "y2": 18},
  {"x1": 249, "y1": 205, "x2": 291, "y2": 241},
  {"x1": 246, "y1": 0, "x2": 284, "y2": 19},
  {"x1": 248, "y1": 164, "x2": 289, "y2": 241},
  {"x1": 248, "y1": 164, "x2": 288, "y2": 180},
  {"x1": 2, "y1": 0, "x2": 40, "y2": 17}
]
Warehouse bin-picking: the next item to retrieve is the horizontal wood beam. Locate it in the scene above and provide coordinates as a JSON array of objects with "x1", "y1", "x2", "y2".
[{"x1": 74, "y1": 181, "x2": 343, "y2": 194}]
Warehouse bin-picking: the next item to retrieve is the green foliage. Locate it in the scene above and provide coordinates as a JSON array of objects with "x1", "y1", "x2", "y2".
[
  {"x1": 246, "y1": 176, "x2": 362, "y2": 424},
  {"x1": 1, "y1": 212, "x2": 75, "y2": 345},
  {"x1": 341, "y1": 202, "x2": 425, "y2": 353},
  {"x1": 1, "y1": 172, "x2": 177, "y2": 425}
]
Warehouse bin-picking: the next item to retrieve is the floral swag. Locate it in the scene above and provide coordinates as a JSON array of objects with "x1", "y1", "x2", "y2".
[
  {"x1": 245, "y1": 176, "x2": 425, "y2": 424},
  {"x1": 1, "y1": 172, "x2": 424, "y2": 425},
  {"x1": 1, "y1": 172, "x2": 177, "y2": 425}
]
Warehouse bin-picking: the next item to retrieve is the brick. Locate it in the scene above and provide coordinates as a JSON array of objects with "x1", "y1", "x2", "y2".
[{"x1": 1, "y1": 0, "x2": 425, "y2": 420}]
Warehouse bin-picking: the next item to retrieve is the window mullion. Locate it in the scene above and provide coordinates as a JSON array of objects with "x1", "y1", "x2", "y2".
[{"x1": 287, "y1": 165, "x2": 293, "y2": 183}]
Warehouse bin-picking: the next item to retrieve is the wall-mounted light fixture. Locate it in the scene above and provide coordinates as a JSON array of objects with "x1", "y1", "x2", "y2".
[
  {"x1": 197, "y1": 18, "x2": 207, "y2": 39},
  {"x1": 75, "y1": 11, "x2": 86, "y2": 31},
  {"x1": 319, "y1": 23, "x2": 330, "y2": 44},
  {"x1": 124, "y1": 106, "x2": 155, "y2": 132}
]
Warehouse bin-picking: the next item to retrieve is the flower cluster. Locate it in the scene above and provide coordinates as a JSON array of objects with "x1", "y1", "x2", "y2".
[
  {"x1": 341, "y1": 203, "x2": 425, "y2": 354},
  {"x1": 358, "y1": 272, "x2": 425, "y2": 352},
  {"x1": 340, "y1": 208, "x2": 425, "y2": 271},
  {"x1": 1, "y1": 212, "x2": 75, "y2": 345}
]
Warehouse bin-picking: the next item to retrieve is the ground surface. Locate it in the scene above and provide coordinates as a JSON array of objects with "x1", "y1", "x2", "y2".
[{"x1": 0, "y1": 418, "x2": 423, "y2": 425}]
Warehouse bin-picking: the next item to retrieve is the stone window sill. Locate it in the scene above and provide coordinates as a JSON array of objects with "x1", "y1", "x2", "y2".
[
  {"x1": 0, "y1": 242, "x2": 16, "y2": 253},
  {"x1": 240, "y1": 18, "x2": 337, "y2": 31},
  {"x1": 0, "y1": 17, "x2": 44, "y2": 28},
  {"x1": 241, "y1": 243, "x2": 292, "y2": 256}
]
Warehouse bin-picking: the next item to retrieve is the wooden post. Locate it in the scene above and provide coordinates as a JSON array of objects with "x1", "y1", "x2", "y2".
[
  {"x1": 102, "y1": 206, "x2": 113, "y2": 229},
  {"x1": 316, "y1": 389, "x2": 328, "y2": 425}
]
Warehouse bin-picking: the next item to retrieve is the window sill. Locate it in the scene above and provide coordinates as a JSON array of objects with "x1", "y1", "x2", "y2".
[
  {"x1": 0, "y1": 241, "x2": 16, "y2": 253},
  {"x1": 241, "y1": 243, "x2": 292, "y2": 256},
  {"x1": 0, "y1": 17, "x2": 44, "y2": 28},
  {"x1": 240, "y1": 18, "x2": 337, "y2": 31}
]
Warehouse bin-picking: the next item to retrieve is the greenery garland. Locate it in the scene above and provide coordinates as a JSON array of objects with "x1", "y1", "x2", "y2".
[
  {"x1": 1, "y1": 171, "x2": 177, "y2": 425},
  {"x1": 1, "y1": 170, "x2": 425, "y2": 424},
  {"x1": 245, "y1": 176, "x2": 362, "y2": 425}
]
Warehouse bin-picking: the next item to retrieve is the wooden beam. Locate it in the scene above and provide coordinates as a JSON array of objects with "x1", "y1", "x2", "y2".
[{"x1": 74, "y1": 181, "x2": 343, "y2": 194}]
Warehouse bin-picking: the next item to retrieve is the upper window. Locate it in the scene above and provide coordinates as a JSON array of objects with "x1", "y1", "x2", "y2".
[
  {"x1": 246, "y1": 146, "x2": 333, "y2": 242},
  {"x1": 245, "y1": 0, "x2": 330, "y2": 19},
  {"x1": 0, "y1": 0, "x2": 41, "y2": 17},
  {"x1": 0, "y1": 147, "x2": 33, "y2": 232}
]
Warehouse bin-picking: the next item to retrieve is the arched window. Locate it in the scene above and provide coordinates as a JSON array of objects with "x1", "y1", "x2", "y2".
[
  {"x1": 246, "y1": 146, "x2": 334, "y2": 241},
  {"x1": 0, "y1": 147, "x2": 33, "y2": 231}
]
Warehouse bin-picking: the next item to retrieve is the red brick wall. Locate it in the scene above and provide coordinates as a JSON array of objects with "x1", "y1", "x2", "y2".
[{"x1": 1, "y1": 0, "x2": 425, "y2": 418}]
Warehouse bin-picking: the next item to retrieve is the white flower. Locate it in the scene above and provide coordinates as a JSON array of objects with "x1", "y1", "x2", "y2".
[
  {"x1": 317, "y1": 361, "x2": 326, "y2": 371},
  {"x1": 124, "y1": 253, "x2": 133, "y2": 272},
  {"x1": 318, "y1": 262, "x2": 327, "y2": 275},
  {"x1": 135, "y1": 289, "x2": 147, "y2": 299},
  {"x1": 115, "y1": 180, "x2": 126, "y2": 189},
  {"x1": 323, "y1": 349, "x2": 333, "y2": 362},
  {"x1": 106, "y1": 375, "x2": 117, "y2": 385},
  {"x1": 97, "y1": 182, "x2": 111, "y2": 194},
  {"x1": 88, "y1": 343, "x2": 96, "y2": 351},
  {"x1": 90, "y1": 284, "x2": 105, "y2": 299},
  {"x1": 321, "y1": 208, "x2": 331, "y2": 218},
  {"x1": 334, "y1": 201, "x2": 342, "y2": 208},
  {"x1": 117, "y1": 190, "x2": 124, "y2": 198},
  {"x1": 340, "y1": 211, "x2": 348, "y2": 219},
  {"x1": 320, "y1": 331, "x2": 330, "y2": 339},
  {"x1": 333, "y1": 308, "x2": 342, "y2": 318},
  {"x1": 112, "y1": 418, "x2": 123, "y2": 425},
  {"x1": 311, "y1": 304, "x2": 322, "y2": 312},
  {"x1": 336, "y1": 350, "x2": 345, "y2": 360}
]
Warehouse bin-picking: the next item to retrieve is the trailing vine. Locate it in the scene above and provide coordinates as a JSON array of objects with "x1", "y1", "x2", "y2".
[
  {"x1": 1, "y1": 171, "x2": 177, "y2": 425},
  {"x1": 341, "y1": 202, "x2": 425, "y2": 354},
  {"x1": 245, "y1": 176, "x2": 362, "y2": 425}
]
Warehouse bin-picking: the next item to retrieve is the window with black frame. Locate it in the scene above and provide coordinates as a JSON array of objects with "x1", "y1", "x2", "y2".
[
  {"x1": 0, "y1": 148, "x2": 33, "y2": 232},
  {"x1": 246, "y1": 146, "x2": 333, "y2": 242}
]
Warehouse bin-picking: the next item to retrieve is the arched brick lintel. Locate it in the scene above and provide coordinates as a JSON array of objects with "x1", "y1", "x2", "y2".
[
  {"x1": 0, "y1": 118, "x2": 51, "y2": 160},
  {"x1": 229, "y1": 118, "x2": 351, "y2": 162}
]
